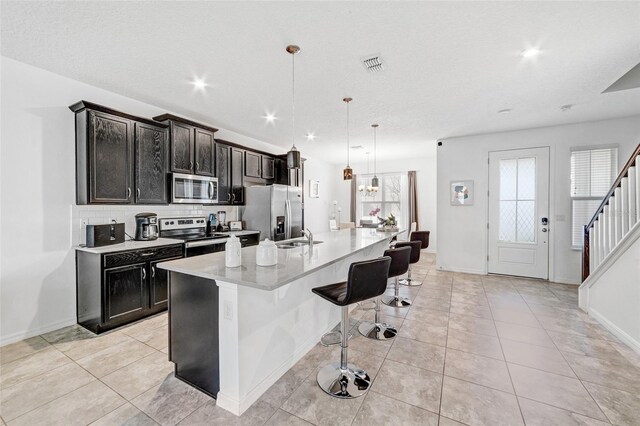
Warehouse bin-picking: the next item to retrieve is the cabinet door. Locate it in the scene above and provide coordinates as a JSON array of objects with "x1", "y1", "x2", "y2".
[
  {"x1": 88, "y1": 111, "x2": 134, "y2": 203},
  {"x1": 194, "y1": 129, "x2": 215, "y2": 176},
  {"x1": 135, "y1": 123, "x2": 168, "y2": 204},
  {"x1": 149, "y1": 257, "x2": 180, "y2": 312},
  {"x1": 215, "y1": 143, "x2": 232, "y2": 203},
  {"x1": 244, "y1": 151, "x2": 261, "y2": 178},
  {"x1": 104, "y1": 263, "x2": 147, "y2": 324},
  {"x1": 261, "y1": 156, "x2": 275, "y2": 179},
  {"x1": 170, "y1": 122, "x2": 194, "y2": 173},
  {"x1": 231, "y1": 148, "x2": 244, "y2": 204}
]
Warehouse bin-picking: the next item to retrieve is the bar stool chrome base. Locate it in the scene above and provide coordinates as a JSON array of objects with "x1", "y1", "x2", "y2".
[
  {"x1": 381, "y1": 294, "x2": 412, "y2": 307},
  {"x1": 316, "y1": 362, "x2": 371, "y2": 398},
  {"x1": 358, "y1": 321, "x2": 397, "y2": 340},
  {"x1": 320, "y1": 331, "x2": 353, "y2": 346},
  {"x1": 399, "y1": 277, "x2": 421, "y2": 286}
]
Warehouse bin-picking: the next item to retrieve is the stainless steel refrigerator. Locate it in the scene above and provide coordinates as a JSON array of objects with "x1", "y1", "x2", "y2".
[{"x1": 242, "y1": 185, "x2": 303, "y2": 241}]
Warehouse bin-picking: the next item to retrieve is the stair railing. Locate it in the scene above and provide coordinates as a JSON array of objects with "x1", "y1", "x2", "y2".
[{"x1": 582, "y1": 143, "x2": 640, "y2": 282}]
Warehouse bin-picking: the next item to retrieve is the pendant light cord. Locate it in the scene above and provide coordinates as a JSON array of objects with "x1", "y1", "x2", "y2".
[
  {"x1": 291, "y1": 51, "x2": 295, "y2": 149},
  {"x1": 373, "y1": 126, "x2": 377, "y2": 176},
  {"x1": 346, "y1": 101, "x2": 350, "y2": 166}
]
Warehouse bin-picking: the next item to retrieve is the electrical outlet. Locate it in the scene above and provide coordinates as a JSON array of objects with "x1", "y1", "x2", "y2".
[
  {"x1": 224, "y1": 301, "x2": 233, "y2": 320},
  {"x1": 79, "y1": 219, "x2": 88, "y2": 230}
]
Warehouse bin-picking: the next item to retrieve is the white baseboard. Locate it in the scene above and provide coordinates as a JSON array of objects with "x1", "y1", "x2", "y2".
[
  {"x1": 589, "y1": 307, "x2": 640, "y2": 355},
  {"x1": 436, "y1": 265, "x2": 486, "y2": 275},
  {"x1": 216, "y1": 322, "x2": 336, "y2": 416},
  {"x1": 1, "y1": 317, "x2": 77, "y2": 347}
]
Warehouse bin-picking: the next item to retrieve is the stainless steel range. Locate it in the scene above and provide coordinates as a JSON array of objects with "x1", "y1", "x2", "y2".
[{"x1": 159, "y1": 217, "x2": 229, "y2": 257}]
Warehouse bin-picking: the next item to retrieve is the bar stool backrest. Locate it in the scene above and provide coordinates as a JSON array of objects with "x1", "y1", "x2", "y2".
[
  {"x1": 395, "y1": 241, "x2": 422, "y2": 264},
  {"x1": 384, "y1": 246, "x2": 412, "y2": 278},
  {"x1": 410, "y1": 231, "x2": 430, "y2": 249},
  {"x1": 344, "y1": 257, "x2": 392, "y2": 305}
]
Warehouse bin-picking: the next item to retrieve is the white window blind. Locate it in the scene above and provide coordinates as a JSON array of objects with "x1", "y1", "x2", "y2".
[{"x1": 570, "y1": 147, "x2": 618, "y2": 247}]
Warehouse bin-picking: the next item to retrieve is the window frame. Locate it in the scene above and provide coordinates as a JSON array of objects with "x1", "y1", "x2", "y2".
[{"x1": 356, "y1": 172, "x2": 405, "y2": 226}]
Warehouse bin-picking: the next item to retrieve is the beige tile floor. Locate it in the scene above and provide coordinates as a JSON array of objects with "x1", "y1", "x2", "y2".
[{"x1": 1, "y1": 252, "x2": 640, "y2": 425}]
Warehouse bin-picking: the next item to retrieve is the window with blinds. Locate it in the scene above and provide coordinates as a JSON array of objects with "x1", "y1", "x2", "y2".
[{"x1": 570, "y1": 147, "x2": 618, "y2": 247}]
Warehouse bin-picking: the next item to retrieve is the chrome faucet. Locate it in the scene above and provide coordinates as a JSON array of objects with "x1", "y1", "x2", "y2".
[{"x1": 304, "y1": 228, "x2": 313, "y2": 247}]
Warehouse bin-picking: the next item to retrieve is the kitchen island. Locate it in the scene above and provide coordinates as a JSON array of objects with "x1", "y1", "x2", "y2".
[{"x1": 158, "y1": 227, "x2": 402, "y2": 415}]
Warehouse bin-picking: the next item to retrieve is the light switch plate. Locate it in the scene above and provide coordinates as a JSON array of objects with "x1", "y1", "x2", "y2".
[{"x1": 224, "y1": 300, "x2": 233, "y2": 320}]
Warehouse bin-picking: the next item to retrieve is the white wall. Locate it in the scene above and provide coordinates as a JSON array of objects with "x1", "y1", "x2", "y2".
[
  {"x1": 437, "y1": 116, "x2": 640, "y2": 283},
  {"x1": 0, "y1": 57, "x2": 338, "y2": 345},
  {"x1": 346, "y1": 157, "x2": 438, "y2": 252}
]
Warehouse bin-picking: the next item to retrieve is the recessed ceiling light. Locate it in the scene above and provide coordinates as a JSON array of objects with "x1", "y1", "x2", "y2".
[
  {"x1": 498, "y1": 109, "x2": 511, "y2": 114},
  {"x1": 521, "y1": 48, "x2": 541, "y2": 58},
  {"x1": 263, "y1": 112, "x2": 277, "y2": 123},
  {"x1": 306, "y1": 133, "x2": 315, "y2": 141},
  {"x1": 560, "y1": 104, "x2": 573, "y2": 111},
  {"x1": 191, "y1": 77, "x2": 208, "y2": 90}
]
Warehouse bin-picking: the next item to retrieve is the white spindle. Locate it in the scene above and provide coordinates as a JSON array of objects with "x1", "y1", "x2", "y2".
[
  {"x1": 621, "y1": 177, "x2": 629, "y2": 237},
  {"x1": 589, "y1": 226, "x2": 598, "y2": 273},
  {"x1": 598, "y1": 212, "x2": 605, "y2": 262},
  {"x1": 603, "y1": 205, "x2": 610, "y2": 256},
  {"x1": 636, "y1": 156, "x2": 640, "y2": 222},
  {"x1": 629, "y1": 166, "x2": 637, "y2": 228},
  {"x1": 614, "y1": 187, "x2": 622, "y2": 245}
]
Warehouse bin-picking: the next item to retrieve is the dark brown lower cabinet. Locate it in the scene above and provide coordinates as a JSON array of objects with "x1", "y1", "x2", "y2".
[{"x1": 76, "y1": 244, "x2": 183, "y2": 333}]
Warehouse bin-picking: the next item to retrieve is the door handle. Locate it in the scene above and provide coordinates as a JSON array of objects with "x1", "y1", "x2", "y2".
[
  {"x1": 189, "y1": 161, "x2": 193, "y2": 170},
  {"x1": 542, "y1": 228, "x2": 548, "y2": 232},
  {"x1": 136, "y1": 188, "x2": 140, "y2": 199},
  {"x1": 151, "y1": 266, "x2": 155, "y2": 278},
  {"x1": 208, "y1": 181, "x2": 214, "y2": 199},
  {"x1": 127, "y1": 188, "x2": 131, "y2": 199},
  {"x1": 195, "y1": 162, "x2": 199, "y2": 172},
  {"x1": 142, "y1": 267, "x2": 147, "y2": 280}
]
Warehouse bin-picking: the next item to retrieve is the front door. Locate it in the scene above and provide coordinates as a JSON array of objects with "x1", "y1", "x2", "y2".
[{"x1": 488, "y1": 147, "x2": 550, "y2": 279}]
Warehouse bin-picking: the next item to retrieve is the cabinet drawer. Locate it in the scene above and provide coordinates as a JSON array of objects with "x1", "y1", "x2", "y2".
[{"x1": 104, "y1": 244, "x2": 183, "y2": 268}]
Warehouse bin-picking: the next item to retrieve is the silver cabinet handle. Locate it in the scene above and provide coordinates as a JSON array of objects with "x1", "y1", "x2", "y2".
[
  {"x1": 127, "y1": 188, "x2": 131, "y2": 199},
  {"x1": 140, "y1": 251, "x2": 155, "y2": 256},
  {"x1": 232, "y1": 193, "x2": 236, "y2": 202},
  {"x1": 136, "y1": 188, "x2": 140, "y2": 198},
  {"x1": 195, "y1": 162, "x2": 199, "y2": 172},
  {"x1": 189, "y1": 161, "x2": 193, "y2": 170},
  {"x1": 228, "y1": 192, "x2": 231, "y2": 201},
  {"x1": 142, "y1": 267, "x2": 146, "y2": 280},
  {"x1": 151, "y1": 266, "x2": 155, "y2": 278}
]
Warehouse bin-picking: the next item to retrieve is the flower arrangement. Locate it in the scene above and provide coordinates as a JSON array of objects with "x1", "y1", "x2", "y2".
[
  {"x1": 378, "y1": 213, "x2": 397, "y2": 227},
  {"x1": 368, "y1": 207, "x2": 381, "y2": 217}
]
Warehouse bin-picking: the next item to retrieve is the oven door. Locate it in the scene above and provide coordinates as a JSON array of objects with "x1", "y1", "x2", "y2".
[
  {"x1": 184, "y1": 238, "x2": 229, "y2": 257},
  {"x1": 172, "y1": 173, "x2": 218, "y2": 204}
]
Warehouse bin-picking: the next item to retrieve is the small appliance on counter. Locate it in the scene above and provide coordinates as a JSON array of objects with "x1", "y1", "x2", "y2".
[
  {"x1": 229, "y1": 221, "x2": 243, "y2": 231},
  {"x1": 135, "y1": 213, "x2": 159, "y2": 241},
  {"x1": 216, "y1": 210, "x2": 229, "y2": 232},
  {"x1": 86, "y1": 222, "x2": 125, "y2": 247}
]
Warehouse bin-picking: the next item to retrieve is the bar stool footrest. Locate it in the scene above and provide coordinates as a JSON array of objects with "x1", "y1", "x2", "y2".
[{"x1": 320, "y1": 331, "x2": 353, "y2": 347}]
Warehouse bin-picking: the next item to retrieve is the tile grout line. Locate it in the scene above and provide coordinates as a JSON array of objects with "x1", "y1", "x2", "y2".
[{"x1": 437, "y1": 273, "x2": 454, "y2": 420}]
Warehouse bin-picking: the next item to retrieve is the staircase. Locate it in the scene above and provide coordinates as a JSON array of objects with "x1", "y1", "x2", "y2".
[{"x1": 579, "y1": 143, "x2": 640, "y2": 352}]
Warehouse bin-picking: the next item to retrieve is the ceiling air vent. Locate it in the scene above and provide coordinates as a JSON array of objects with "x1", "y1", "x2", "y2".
[{"x1": 362, "y1": 55, "x2": 384, "y2": 73}]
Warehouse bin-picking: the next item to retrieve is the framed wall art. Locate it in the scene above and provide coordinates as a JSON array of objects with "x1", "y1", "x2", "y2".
[{"x1": 450, "y1": 180, "x2": 474, "y2": 205}]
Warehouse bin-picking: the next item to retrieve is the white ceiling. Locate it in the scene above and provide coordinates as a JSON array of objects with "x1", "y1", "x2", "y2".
[{"x1": 2, "y1": 1, "x2": 640, "y2": 164}]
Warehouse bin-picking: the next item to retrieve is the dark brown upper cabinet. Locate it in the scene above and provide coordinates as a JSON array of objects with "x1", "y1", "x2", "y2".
[
  {"x1": 153, "y1": 114, "x2": 218, "y2": 176},
  {"x1": 261, "y1": 155, "x2": 275, "y2": 180},
  {"x1": 231, "y1": 148, "x2": 245, "y2": 204},
  {"x1": 215, "y1": 143, "x2": 232, "y2": 204},
  {"x1": 244, "y1": 151, "x2": 261, "y2": 178},
  {"x1": 135, "y1": 122, "x2": 169, "y2": 204},
  {"x1": 71, "y1": 101, "x2": 168, "y2": 205}
]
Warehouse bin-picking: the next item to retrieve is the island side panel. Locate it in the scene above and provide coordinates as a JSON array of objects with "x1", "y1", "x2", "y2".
[
  {"x1": 169, "y1": 271, "x2": 220, "y2": 398},
  {"x1": 223, "y1": 239, "x2": 391, "y2": 414}
]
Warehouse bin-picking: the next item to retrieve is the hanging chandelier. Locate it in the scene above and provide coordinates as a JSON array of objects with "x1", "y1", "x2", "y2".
[
  {"x1": 286, "y1": 45, "x2": 301, "y2": 169},
  {"x1": 343, "y1": 97, "x2": 353, "y2": 180},
  {"x1": 371, "y1": 124, "x2": 379, "y2": 191},
  {"x1": 359, "y1": 152, "x2": 376, "y2": 197}
]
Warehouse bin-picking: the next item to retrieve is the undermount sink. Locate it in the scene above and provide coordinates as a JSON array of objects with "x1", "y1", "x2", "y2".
[{"x1": 276, "y1": 240, "x2": 323, "y2": 249}]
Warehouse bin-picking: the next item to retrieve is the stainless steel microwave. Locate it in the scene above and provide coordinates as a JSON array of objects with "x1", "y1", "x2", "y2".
[{"x1": 172, "y1": 173, "x2": 218, "y2": 204}]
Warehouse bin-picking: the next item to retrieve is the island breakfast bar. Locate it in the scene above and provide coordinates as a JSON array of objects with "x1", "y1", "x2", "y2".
[{"x1": 158, "y1": 227, "x2": 402, "y2": 415}]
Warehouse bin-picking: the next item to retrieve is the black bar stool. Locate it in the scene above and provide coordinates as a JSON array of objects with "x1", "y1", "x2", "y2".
[
  {"x1": 359, "y1": 246, "x2": 412, "y2": 340},
  {"x1": 312, "y1": 257, "x2": 391, "y2": 398},
  {"x1": 382, "y1": 241, "x2": 420, "y2": 307},
  {"x1": 399, "y1": 231, "x2": 429, "y2": 286}
]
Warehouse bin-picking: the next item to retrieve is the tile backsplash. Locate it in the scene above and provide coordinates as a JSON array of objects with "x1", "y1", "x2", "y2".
[{"x1": 72, "y1": 204, "x2": 240, "y2": 246}]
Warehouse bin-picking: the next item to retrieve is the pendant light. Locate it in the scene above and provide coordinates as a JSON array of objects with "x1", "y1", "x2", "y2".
[
  {"x1": 343, "y1": 97, "x2": 353, "y2": 180},
  {"x1": 286, "y1": 45, "x2": 301, "y2": 169},
  {"x1": 371, "y1": 123, "x2": 379, "y2": 191}
]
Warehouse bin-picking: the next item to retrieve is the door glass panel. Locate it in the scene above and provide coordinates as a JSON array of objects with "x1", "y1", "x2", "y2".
[{"x1": 499, "y1": 157, "x2": 536, "y2": 243}]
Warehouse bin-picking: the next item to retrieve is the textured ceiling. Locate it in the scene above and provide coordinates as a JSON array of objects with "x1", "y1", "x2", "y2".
[{"x1": 2, "y1": 1, "x2": 640, "y2": 164}]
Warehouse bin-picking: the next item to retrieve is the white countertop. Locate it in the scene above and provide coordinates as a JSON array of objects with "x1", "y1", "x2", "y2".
[
  {"x1": 217, "y1": 230, "x2": 260, "y2": 237},
  {"x1": 75, "y1": 238, "x2": 184, "y2": 254},
  {"x1": 157, "y1": 228, "x2": 402, "y2": 291}
]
